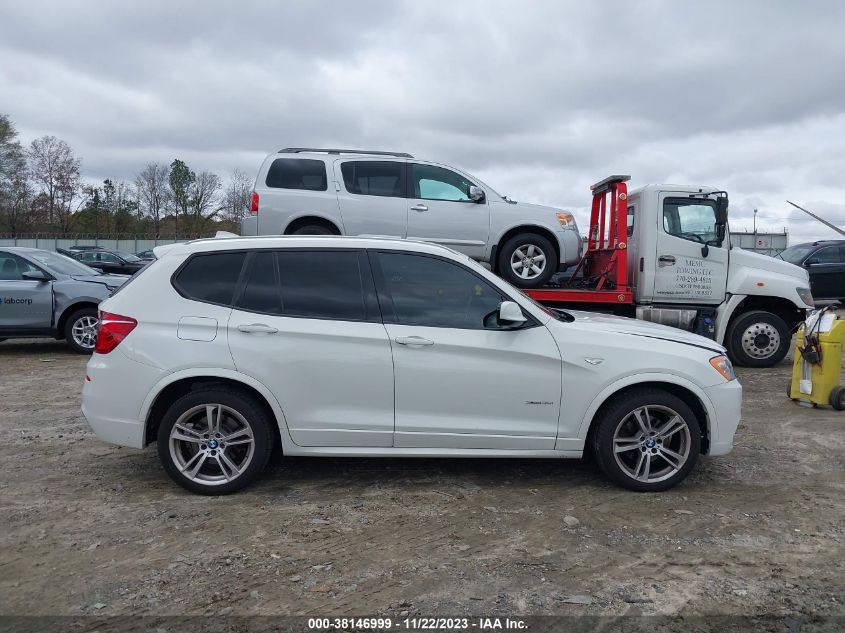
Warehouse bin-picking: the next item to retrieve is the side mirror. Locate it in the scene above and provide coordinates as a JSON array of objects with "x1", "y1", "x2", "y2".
[
  {"x1": 714, "y1": 196, "x2": 729, "y2": 225},
  {"x1": 468, "y1": 185, "x2": 485, "y2": 203},
  {"x1": 499, "y1": 301, "x2": 527, "y2": 324},
  {"x1": 21, "y1": 270, "x2": 50, "y2": 282},
  {"x1": 804, "y1": 258, "x2": 819, "y2": 267}
]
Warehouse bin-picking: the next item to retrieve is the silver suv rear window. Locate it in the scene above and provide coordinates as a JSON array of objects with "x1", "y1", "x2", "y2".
[{"x1": 265, "y1": 158, "x2": 327, "y2": 191}]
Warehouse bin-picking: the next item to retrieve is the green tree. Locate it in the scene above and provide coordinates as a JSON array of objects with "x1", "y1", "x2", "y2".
[
  {"x1": 0, "y1": 114, "x2": 31, "y2": 234},
  {"x1": 168, "y1": 158, "x2": 195, "y2": 237}
]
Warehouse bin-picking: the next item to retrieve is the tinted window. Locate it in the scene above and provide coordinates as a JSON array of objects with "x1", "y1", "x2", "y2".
[
  {"x1": 265, "y1": 158, "x2": 327, "y2": 191},
  {"x1": 276, "y1": 251, "x2": 369, "y2": 320},
  {"x1": 0, "y1": 252, "x2": 37, "y2": 280},
  {"x1": 377, "y1": 252, "x2": 505, "y2": 329},
  {"x1": 813, "y1": 246, "x2": 842, "y2": 263},
  {"x1": 341, "y1": 161, "x2": 404, "y2": 197},
  {"x1": 239, "y1": 251, "x2": 281, "y2": 314},
  {"x1": 174, "y1": 252, "x2": 247, "y2": 305},
  {"x1": 411, "y1": 164, "x2": 474, "y2": 202},
  {"x1": 778, "y1": 245, "x2": 815, "y2": 264},
  {"x1": 663, "y1": 199, "x2": 718, "y2": 243}
]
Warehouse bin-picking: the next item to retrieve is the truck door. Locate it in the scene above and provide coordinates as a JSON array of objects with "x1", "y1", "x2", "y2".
[
  {"x1": 652, "y1": 194, "x2": 728, "y2": 304},
  {"x1": 0, "y1": 251, "x2": 54, "y2": 328}
]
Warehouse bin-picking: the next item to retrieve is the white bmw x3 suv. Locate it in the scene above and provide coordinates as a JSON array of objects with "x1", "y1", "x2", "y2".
[
  {"x1": 82, "y1": 236, "x2": 741, "y2": 495},
  {"x1": 240, "y1": 148, "x2": 582, "y2": 289}
]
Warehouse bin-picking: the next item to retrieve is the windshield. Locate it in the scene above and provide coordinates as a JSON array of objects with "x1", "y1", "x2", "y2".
[
  {"x1": 777, "y1": 245, "x2": 814, "y2": 264},
  {"x1": 28, "y1": 250, "x2": 101, "y2": 276}
]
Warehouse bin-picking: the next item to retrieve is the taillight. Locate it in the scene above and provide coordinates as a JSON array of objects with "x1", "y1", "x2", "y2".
[
  {"x1": 94, "y1": 311, "x2": 138, "y2": 354},
  {"x1": 250, "y1": 191, "x2": 259, "y2": 215}
]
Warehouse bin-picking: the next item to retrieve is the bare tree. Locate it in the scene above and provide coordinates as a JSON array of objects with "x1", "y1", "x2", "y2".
[
  {"x1": 27, "y1": 135, "x2": 81, "y2": 227},
  {"x1": 135, "y1": 163, "x2": 170, "y2": 236},
  {"x1": 190, "y1": 170, "x2": 222, "y2": 227},
  {"x1": 220, "y1": 168, "x2": 252, "y2": 225},
  {"x1": 0, "y1": 114, "x2": 31, "y2": 233}
]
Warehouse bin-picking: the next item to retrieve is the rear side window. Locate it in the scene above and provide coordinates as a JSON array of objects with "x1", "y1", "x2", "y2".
[
  {"x1": 265, "y1": 158, "x2": 327, "y2": 191},
  {"x1": 341, "y1": 161, "x2": 404, "y2": 197},
  {"x1": 234, "y1": 250, "x2": 373, "y2": 321},
  {"x1": 173, "y1": 252, "x2": 247, "y2": 306}
]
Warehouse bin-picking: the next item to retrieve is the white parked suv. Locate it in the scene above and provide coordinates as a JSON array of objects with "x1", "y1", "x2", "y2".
[
  {"x1": 82, "y1": 236, "x2": 741, "y2": 495},
  {"x1": 240, "y1": 148, "x2": 582, "y2": 288}
]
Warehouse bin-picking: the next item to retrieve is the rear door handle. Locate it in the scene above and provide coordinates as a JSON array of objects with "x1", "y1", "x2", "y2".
[
  {"x1": 394, "y1": 336, "x2": 434, "y2": 347},
  {"x1": 410, "y1": 204, "x2": 428, "y2": 212},
  {"x1": 658, "y1": 255, "x2": 676, "y2": 265},
  {"x1": 237, "y1": 323, "x2": 279, "y2": 334}
]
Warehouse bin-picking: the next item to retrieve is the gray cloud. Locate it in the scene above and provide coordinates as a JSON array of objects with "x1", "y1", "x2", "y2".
[{"x1": 1, "y1": 0, "x2": 844, "y2": 243}]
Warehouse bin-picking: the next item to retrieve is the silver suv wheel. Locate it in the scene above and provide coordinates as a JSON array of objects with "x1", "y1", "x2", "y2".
[{"x1": 510, "y1": 243, "x2": 548, "y2": 280}]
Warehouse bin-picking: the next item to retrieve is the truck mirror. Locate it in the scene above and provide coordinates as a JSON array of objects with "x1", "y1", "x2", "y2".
[
  {"x1": 715, "y1": 197, "x2": 729, "y2": 225},
  {"x1": 715, "y1": 223, "x2": 726, "y2": 242}
]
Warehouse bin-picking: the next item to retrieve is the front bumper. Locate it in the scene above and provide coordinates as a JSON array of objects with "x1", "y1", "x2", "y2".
[{"x1": 701, "y1": 379, "x2": 743, "y2": 456}]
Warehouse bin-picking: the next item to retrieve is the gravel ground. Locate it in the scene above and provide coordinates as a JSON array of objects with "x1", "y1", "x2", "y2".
[{"x1": 0, "y1": 338, "x2": 843, "y2": 627}]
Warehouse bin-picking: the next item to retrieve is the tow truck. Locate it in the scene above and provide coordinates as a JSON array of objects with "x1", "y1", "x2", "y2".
[{"x1": 522, "y1": 176, "x2": 814, "y2": 367}]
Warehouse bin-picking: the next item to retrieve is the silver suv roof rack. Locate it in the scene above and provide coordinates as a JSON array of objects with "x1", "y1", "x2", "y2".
[{"x1": 279, "y1": 147, "x2": 413, "y2": 158}]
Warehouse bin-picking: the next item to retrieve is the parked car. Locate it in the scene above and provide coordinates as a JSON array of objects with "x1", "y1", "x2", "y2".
[
  {"x1": 241, "y1": 148, "x2": 582, "y2": 288},
  {"x1": 82, "y1": 236, "x2": 741, "y2": 495},
  {"x1": 0, "y1": 247, "x2": 128, "y2": 352},
  {"x1": 777, "y1": 240, "x2": 845, "y2": 301},
  {"x1": 135, "y1": 249, "x2": 157, "y2": 261},
  {"x1": 58, "y1": 248, "x2": 148, "y2": 275}
]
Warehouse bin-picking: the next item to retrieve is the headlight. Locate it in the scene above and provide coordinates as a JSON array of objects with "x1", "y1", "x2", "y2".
[
  {"x1": 796, "y1": 287, "x2": 814, "y2": 307},
  {"x1": 556, "y1": 211, "x2": 576, "y2": 230},
  {"x1": 709, "y1": 355, "x2": 736, "y2": 381}
]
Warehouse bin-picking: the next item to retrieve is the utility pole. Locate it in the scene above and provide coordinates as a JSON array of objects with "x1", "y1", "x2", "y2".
[{"x1": 753, "y1": 208, "x2": 758, "y2": 234}]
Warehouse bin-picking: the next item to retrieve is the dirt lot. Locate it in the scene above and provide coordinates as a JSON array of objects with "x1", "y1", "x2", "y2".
[{"x1": 1, "y1": 338, "x2": 844, "y2": 627}]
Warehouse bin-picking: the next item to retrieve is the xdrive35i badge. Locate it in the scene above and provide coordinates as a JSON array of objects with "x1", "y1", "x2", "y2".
[{"x1": 525, "y1": 401, "x2": 554, "y2": 405}]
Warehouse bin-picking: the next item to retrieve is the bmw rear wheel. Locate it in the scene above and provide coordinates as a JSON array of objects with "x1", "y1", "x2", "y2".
[{"x1": 157, "y1": 389, "x2": 275, "y2": 495}]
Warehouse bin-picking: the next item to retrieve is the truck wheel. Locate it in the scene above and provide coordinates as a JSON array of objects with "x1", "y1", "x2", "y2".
[
  {"x1": 725, "y1": 310, "x2": 790, "y2": 367},
  {"x1": 64, "y1": 308, "x2": 99, "y2": 354},
  {"x1": 592, "y1": 388, "x2": 701, "y2": 492},
  {"x1": 830, "y1": 386, "x2": 845, "y2": 411},
  {"x1": 497, "y1": 233, "x2": 556, "y2": 289},
  {"x1": 157, "y1": 388, "x2": 275, "y2": 495}
]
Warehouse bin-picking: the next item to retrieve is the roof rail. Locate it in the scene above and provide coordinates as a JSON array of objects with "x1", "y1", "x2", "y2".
[{"x1": 278, "y1": 147, "x2": 414, "y2": 158}]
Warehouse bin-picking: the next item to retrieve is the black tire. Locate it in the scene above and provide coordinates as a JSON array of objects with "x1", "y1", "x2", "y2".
[
  {"x1": 829, "y1": 386, "x2": 845, "y2": 411},
  {"x1": 157, "y1": 388, "x2": 275, "y2": 495},
  {"x1": 592, "y1": 388, "x2": 701, "y2": 492},
  {"x1": 292, "y1": 224, "x2": 335, "y2": 235},
  {"x1": 496, "y1": 233, "x2": 557, "y2": 288},
  {"x1": 725, "y1": 310, "x2": 790, "y2": 368},
  {"x1": 63, "y1": 307, "x2": 99, "y2": 354}
]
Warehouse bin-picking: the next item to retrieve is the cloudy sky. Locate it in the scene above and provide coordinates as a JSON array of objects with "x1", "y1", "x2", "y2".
[{"x1": 2, "y1": 0, "x2": 844, "y2": 243}]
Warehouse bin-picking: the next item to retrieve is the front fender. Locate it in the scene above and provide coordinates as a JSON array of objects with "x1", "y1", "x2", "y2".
[
  {"x1": 138, "y1": 367, "x2": 294, "y2": 447},
  {"x1": 555, "y1": 372, "x2": 717, "y2": 451}
]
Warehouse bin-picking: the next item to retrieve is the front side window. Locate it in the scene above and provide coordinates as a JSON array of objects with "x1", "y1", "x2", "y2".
[
  {"x1": 340, "y1": 161, "x2": 404, "y2": 197},
  {"x1": 376, "y1": 252, "x2": 506, "y2": 329},
  {"x1": 812, "y1": 246, "x2": 842, "y2": 264},
  {"x1": 778, "y1": 245, "x2": 815, "y2": 264},
  {"x1": 173, "y1": 252, "x2": 247, "y2": 306},
  {"x1": 663, "y1": 198, "x2": 719, "y2": 244},
  {"x1": 0, "y1": 252, "x2": 37, "y2": 280},
  {"x1": 98, "y1": 253, "x2": 121, "y2": 264},
  {"x1": 265, "y1": 158, "x2": 327, "y2": 191},
  {"x1": 410, "y1": 164, "x2": 474, "y2": 202}
]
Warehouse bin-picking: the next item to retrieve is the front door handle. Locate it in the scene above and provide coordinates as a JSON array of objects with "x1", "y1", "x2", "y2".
[
  {"x1": 394, "y1": 336, "x2": 434, "y2": 347},
  {"x1": 410, "y1": 204, "x2": 428, "y2": 212},
  {"x1": 657, "y1": 255, "x2": 676, "y2": 266},
  {"x1": 237, "y1": 323, "x2": 279, "y2": 334}
]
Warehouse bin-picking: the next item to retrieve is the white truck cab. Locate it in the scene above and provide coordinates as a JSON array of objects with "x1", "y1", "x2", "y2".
[{"x1": 527, "y1": 178, "x2": 813, "y2": 367}]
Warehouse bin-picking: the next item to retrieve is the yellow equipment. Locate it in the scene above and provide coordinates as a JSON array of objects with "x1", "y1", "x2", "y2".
[{"x1": 788, "y1": 313, "x2": 845, "y2": 410}]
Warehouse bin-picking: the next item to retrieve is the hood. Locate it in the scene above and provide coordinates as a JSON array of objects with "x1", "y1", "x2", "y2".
[
  {"x1": 494, "y1": 199, "x2": 558, "y2": 214},
  {"x1": 730, "y1": 247, "x2": 808, "y2": 282},
  {"x1": 560, "y1": 310, "x2": 725, "y2": 353}
]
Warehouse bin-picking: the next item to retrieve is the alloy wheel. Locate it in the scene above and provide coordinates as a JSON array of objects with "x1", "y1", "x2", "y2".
[
  {"x1": 509, "y1": 244, "x2": 547, "y2": 280},
  {"x1": 612, "y1": 405, "x2": 692, "y2": 484},
  {"x1": 71, "y1": 316, "x2": 99, "y2": 350}
]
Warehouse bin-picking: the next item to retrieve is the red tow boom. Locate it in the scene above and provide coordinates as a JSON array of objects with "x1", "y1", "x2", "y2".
[{"x1": 525, "y1": 175, "x2": 633, "y2": 305}]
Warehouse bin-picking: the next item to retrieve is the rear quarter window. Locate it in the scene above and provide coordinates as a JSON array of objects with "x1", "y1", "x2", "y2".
[
  {"x1": 265, "y1": 158, "x2": 327, "y2": 191},
  {"x1": 172, "y1": 252, "x2": 247, "y2": 306}
]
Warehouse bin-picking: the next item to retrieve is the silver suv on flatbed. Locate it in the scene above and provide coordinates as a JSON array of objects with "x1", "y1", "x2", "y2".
[{"x1": 241, "y1": 148, "x2": 582, "y2": 288}]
